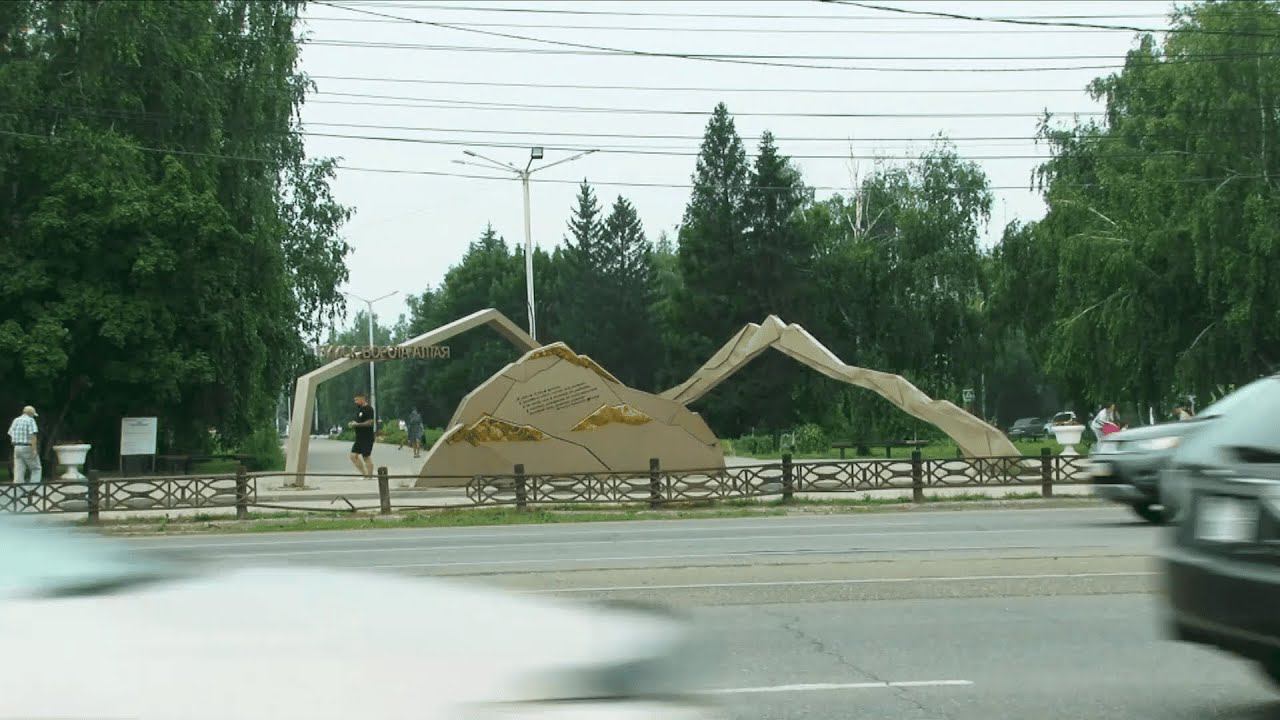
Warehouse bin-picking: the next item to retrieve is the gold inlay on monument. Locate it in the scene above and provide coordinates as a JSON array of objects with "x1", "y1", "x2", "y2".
[
  {"x1": 446, "y1": 415, "x2": 547, "y2": 445},
  {"x1": 527, "y1": 345, "x2": 620, "y2": 384},
  {"x1": 571, "y1": 404, "x2": 654, "y2": 432}
]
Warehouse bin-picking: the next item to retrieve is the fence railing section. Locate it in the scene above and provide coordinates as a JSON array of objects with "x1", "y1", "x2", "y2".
[
  {"x1": 1, "y1": 453, "x2": 1092, "y2": 518},
  {"x1": 0, "y1": 470, "x2": 256, "y2": 519}
]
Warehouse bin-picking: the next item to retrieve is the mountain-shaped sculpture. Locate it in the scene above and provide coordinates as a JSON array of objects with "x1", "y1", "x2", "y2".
[{"x1": 415, "y1": 343, "x2": 723, "y2": 486}]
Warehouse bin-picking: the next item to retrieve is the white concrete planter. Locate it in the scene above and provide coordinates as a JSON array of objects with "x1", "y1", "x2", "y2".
[
  {"x1": 1051, "y1": 425, "x2": 1085, "y2": 456},
  {"x1": 54, "y1": 444, "x2": 92, "y2": 481}
]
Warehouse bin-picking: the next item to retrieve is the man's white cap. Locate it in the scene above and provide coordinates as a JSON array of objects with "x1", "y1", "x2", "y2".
[{"x1": 22, "y1": 405, "x2": 37, "y2": 417}]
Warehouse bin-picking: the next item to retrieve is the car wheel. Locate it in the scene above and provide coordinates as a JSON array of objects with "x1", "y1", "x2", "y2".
[
  {"x1": 1131, "y1": 503, "x2": 1166, "y2": 524},
  {"x1": 1258, "y1": 658, "x2": 1280, "y2": 691}
]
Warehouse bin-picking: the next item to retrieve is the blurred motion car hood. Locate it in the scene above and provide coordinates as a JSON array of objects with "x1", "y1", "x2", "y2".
[
  {"x1": 0, "y1": 566, "x2": 704, "y2": 719},
  {"x1": 1105, "y1": 421, "x2": 1200, "y2": 443}
]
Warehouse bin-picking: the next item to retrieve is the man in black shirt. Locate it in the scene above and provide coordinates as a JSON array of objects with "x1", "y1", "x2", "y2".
[{"x1": 348, "y1": 394, "x2": 376, "y2": 478}]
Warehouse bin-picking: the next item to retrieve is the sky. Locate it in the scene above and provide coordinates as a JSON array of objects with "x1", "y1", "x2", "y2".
[{"x1": 295, "y1": 0, "x2": 1183, "y2": 326}]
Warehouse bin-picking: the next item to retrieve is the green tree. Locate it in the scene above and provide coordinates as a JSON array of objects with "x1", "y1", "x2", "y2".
[
  {"x1": 997, "y1": 0, "x2": 1280, "y2": 414},
  {"x1": 595, "y1": 195, "x2": 661, "y2": 388},
  {"x1": 0, "y1": 1, "x2": 350, "y2": 458}
]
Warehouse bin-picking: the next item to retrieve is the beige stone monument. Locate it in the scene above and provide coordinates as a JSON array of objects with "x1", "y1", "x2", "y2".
[
  {"x1": 660, "y1": 315, "x2": 1020, "y2": 458},
  {"x1": 415, "y1": 343, "x2": 723, "y2": 486}
]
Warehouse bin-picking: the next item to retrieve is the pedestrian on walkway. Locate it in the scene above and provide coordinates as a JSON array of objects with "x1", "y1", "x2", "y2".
[
  {"x1": 407, "y1": 408, "x2": 424, "y2": 459},
  {"x1": 348, "y1": 394, "x2": 375, "y2": 478},
  {"x1": 1091, "y1": 403, "x2": 1121, "y2": 439},
  {"x1": 7, "y1": 406, "x2": 41, "y2": 485}
]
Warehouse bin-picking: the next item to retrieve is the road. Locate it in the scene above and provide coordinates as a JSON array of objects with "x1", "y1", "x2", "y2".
[{"x1": 129, "y1": 505, "x2": 1280, "y2": 719}]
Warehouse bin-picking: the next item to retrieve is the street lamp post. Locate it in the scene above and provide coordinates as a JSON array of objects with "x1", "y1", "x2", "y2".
[
  {"x1": 341, "y1": 290, "x2": 399, "y2": 431},
  {"x1": 453, "y1": 146, "x2": 597, "y2": 343}
]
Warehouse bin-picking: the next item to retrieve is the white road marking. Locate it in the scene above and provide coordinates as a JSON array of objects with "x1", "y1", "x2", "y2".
[
  {"x1": 707, "y1": 679, "x2": 974, "y2": 695},
  {"x1": 529, "y1": 571, "x2": 1157, "y2": 593},
  {"x1": 127, "y1": 519, "x2": 940, "y2": 550},
  {"x1": 365, "y1": 544, "x2": 1092, "y2": 569},
  {"x1": 163, "y1": 527, "x2": 1074, "y2": 558},
  {"x1": 127, "y1": 505, "x2": 1121, "y2": 550}
]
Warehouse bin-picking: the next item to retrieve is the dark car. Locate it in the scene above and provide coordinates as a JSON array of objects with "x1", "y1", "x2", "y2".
[
  {"x1": 1007, "y1": 417, "x2": 1045, "y2": 441},
  {"x1": 1088, "y1": 422, "x2": 1203, "y2": 523},
  {"x1": 1161, "y1": 375, "x2": 1280, "y2": 691}
]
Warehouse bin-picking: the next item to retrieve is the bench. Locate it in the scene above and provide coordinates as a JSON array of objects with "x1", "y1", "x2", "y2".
[{"x1": 831, "y1": 439, "x2": 930, "y2": 459}]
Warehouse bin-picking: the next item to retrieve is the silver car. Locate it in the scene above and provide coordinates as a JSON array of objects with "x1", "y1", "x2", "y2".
[{"x1": 0, "y1": 517, "x2": 718, "y2": 720}]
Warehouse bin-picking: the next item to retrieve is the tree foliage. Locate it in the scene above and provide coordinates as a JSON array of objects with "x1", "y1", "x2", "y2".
[{"x1": 0, "y1": 0, "x2": 350, "y2": 456}]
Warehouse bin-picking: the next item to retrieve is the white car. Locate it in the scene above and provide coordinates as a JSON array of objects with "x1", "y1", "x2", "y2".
[{"x1": 0, "y1": 517, "x2": 718, "y2": 720}]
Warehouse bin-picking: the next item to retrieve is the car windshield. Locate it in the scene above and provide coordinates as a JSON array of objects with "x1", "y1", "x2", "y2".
[
  {"x1": 0, "y1": 516, "x2": 170, "y2": 599},
  {"x1": 1196, "y1": 377, "x2": 1278, "y2": 419}
]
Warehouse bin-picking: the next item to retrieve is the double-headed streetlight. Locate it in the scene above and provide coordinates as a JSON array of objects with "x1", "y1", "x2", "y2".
[
  {"x1": 453, "y1": 146, "x2": 598, "y2": 342},
  {"x1": 341, "y1": 289, "x2": 399, "y2": 430}
]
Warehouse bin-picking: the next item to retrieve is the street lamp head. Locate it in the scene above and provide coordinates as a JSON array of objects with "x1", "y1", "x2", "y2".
[
  {"x1": 530, "y1": 146, "x2": 544, "y2": 160},
  {"x1": 463, "y1": 150, "x2": 477, "y2": 157}
]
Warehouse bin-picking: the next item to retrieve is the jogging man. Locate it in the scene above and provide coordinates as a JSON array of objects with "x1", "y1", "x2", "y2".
[{"x1": 348, "y1": 394, "x2": 375, "y2": 478}]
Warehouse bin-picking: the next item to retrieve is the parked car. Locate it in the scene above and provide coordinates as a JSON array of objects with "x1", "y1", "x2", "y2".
[
  {"x1": 1007, "y1": 417, "x2": 1045, "y2": 440},
  {"x1": 0, "y1": 516, "x2": 719, "y2": 719},
  {"x1": 1043, "y1": 411, "x2": 1078, "y2": 435},
  {"x1": 1161, "y1": 374, "x2": 1280, "y2": 692}
]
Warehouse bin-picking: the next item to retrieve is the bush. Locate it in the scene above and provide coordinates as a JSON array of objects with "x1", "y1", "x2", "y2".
[
  {"x1": 241, "y1": 427, "x2": 285, "y2": 471},
  {"x1": 793, "y1": 423, "x2": 829, "y2": 453},
  {"x1": 734, "y1": 434, "x2": 775, "y2": 455}
]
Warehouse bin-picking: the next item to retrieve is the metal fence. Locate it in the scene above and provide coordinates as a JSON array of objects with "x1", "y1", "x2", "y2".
[
  {"x1": 466, "y1": 451, "x2": 1092, "y2": 508},
  {"x1": 0, "y1": 452, "x2": 1092, "y2": 519}
]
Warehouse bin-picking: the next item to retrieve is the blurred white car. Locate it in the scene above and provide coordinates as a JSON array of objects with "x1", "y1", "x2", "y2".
[{"x1": 0, "y1": 517, "x2": 718, "y2": 720}]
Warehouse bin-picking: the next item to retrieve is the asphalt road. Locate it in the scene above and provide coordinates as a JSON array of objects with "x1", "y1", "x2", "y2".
[{"x1": 129, "y1": 506, "x2": 1280, "y2": 719}]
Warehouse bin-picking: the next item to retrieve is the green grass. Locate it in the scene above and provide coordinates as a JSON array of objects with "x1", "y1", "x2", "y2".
[
  {"x1": 731, "y1": 438, "x2": 1064, "y2": 460},
  {"x1": 89, "y1": 491, "x2": 1098, "y2": 536}
]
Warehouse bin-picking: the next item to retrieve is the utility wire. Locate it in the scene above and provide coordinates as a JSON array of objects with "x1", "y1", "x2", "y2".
[
  {"x1": 336, "y1": 2, "x2": 1179, "y2": 22},
  {"x1": 306, "y1": 2, "x2": 1132, "y2": 74},
  {"x1": 0, "y1": 129, "x2": 1263, "y2": 193},
  {"x1": 302, "y1": 16, "x2": 1159, "y2": 34},
  {"x1": 819, "y1": 0, "x2": 1280, "y2": 39},
  {"x1": 307, "y1": 74, "x2": 1097, "y2": 94},
  {"x1": 307, "y1": 90, "x2": 1111, "y2": 118},
  {"x1": 301, "y1": 37, "x2": 1280, "y2": 72}
]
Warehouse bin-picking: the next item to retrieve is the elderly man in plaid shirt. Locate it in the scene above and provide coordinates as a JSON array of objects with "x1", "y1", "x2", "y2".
[{"x1": 7, "y1": 406, "x2": 41, "y2": 485}]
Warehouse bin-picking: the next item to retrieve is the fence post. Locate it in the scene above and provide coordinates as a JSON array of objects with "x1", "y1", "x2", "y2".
[
  {"x1": 1040, "y1": 447, "x2": 1053, "y2": 498},
  {"x1": 86, "y1": 470, "x2": 100, "y2": 524},
  {"x1": 377, "y1": 466, "x2": 391, "y2": 514},
  {"x1": 235, "y1": 464, "x2": 249, "y2": 520},
  {"x1": 649, "y1": 457, "x2": 662, "y2": 510},
  {"x1": 514, "y1": 464, "x2": 527, "y2": 511},
  {"x1": 911, "y1": 450, "x2": 924, "y2": 503},
  {"x1": 781, "y1": 452, "x2": 794, "y2": 502}
]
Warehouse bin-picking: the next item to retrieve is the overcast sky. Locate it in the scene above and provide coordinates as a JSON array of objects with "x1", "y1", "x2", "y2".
[{"x1": 296, "y1": 0, "x2": 1180, "y2": 326}]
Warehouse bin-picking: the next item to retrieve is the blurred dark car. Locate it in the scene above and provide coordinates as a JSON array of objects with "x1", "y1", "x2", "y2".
[
  {"x1": 1007, "y1": 417, "x2": 1045, "y2": 441},
  {"x1": 1089, "y1": 422, "x2": 1201, "y2": 523},
  {"x1": 1161, "y1": 374, "x2": 1280, "y2": 692}
]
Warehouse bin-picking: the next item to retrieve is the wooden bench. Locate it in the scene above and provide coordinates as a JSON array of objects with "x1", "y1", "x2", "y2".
[{"x1": 832, "y1": 439, "x2": 930, "y2": 459}]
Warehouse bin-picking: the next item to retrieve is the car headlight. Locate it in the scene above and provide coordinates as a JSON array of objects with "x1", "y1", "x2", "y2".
[{"x1": 1138, "y1": 436, "x2": 1181, "y2": 452}]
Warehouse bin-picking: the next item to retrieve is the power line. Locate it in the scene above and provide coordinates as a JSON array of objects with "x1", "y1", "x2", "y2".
[
  {"x1": 308, "y1": 90, "x2": 1110, "y2": 118},
  {"x1": 12, "y1": 102, "x2": 1263, "y2": 147},
  {"x1": 303, "y1": 129, "x2": 1237, "y2": 162},
  {"x1": 334, "y1": 2, "x2": 1179, "y2": 22},
  {"x1": 301, "y1": 15, "x2": 1154, "y2": 35},
  {"x1": 308, "y1": 2, "x2": 1122, "y2": 74},
  {"x1": 301, "y1": 37, "x2": 1280, "y2": 72},
  {"x1": 0, "y1": 128, "x2": 1263, "y2": 194},
  {"x1": 819, "y1": 0, "x2": 1280, "y2": 39},
  {"x1": 307, "y1": 74, "x2": 1095, "y2": 94}
]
